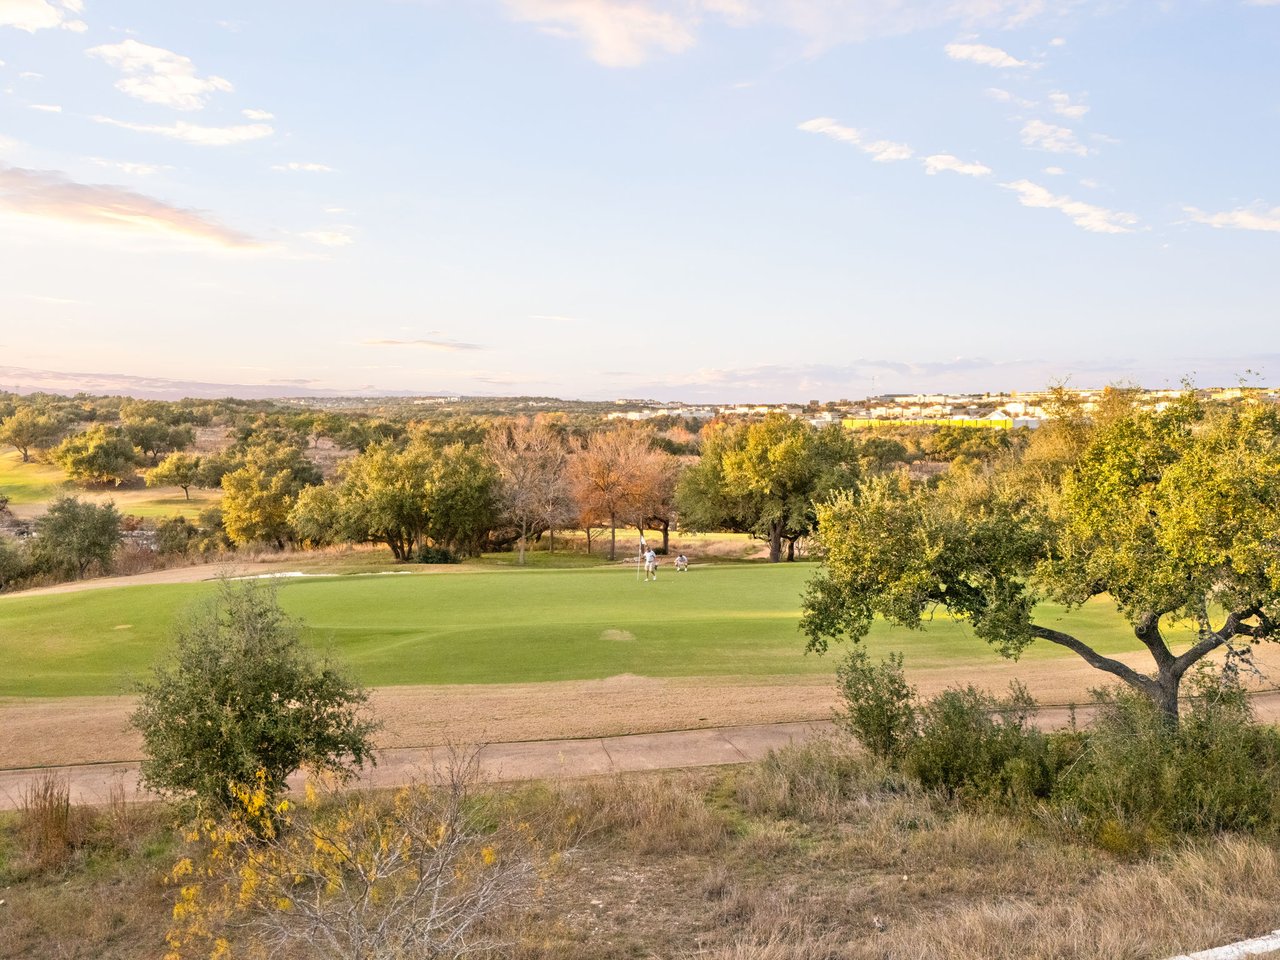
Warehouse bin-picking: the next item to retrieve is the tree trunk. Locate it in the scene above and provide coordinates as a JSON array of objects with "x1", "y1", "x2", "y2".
[
  {"x1": 609, "y1": 512, "x2": 617, "y2": 561},
  {"x1": 181, "y1": 485, "x2": 191, "y2": 501},
  {"x1": 518, "y1": 520, "x2": 527, "y2": 565},
  {"x1": 768, "y1": 521, "x2": 783, "y2": 563},
  {"x1": 786, "y1": 537, "x2": 797, "y2": 561}
]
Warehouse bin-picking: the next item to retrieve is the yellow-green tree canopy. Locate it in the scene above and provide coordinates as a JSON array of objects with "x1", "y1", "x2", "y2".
[{"x1": 802, "y1": 395, "x2": 1280, "y2": 719}]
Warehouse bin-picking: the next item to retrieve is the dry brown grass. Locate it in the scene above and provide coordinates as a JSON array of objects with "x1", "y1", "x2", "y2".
[{"x1": 16, "y1": 772, "x2": 86, "y2": 871}]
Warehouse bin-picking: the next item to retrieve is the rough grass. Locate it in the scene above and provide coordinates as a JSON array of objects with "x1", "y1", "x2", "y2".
[
  {"x1": 4, "y1": 743, "x2": 1280, "y2": 960},
  {"x1": 0, "y1": 562, "x2": 1166, "y2": 698}
]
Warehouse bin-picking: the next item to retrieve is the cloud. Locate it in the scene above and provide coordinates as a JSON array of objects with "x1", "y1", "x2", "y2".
[
  {"x1": 798, "y1": 117, "x2": 913, "y2": 162},
  {"x1": 363, "y1": 337, "x2": 483, "y2": 352},
  {"x1": 29, "y1": 103, "x2": 61, "y2": 112},
  {"x1": 272, "y1": 161, "x2": 334, "y2": 173},
  {"x1": 1002, "y1": 179, "x2": 1137, "y2": 234},
  {"x1": 0, "y1": 163, "x2": 261, "y2": 248},
  {"x1": 86, "y1": 157, "x2": 171, "y2": 176},
  {"x1": 1049, "y1": 36, "x2": 1066, "y2": 46},
  {"x1": 1043, "y1": 165, "x2": 1065, "y2": 175},
  {"x1": 945, "y1": 42, "x2": 1027, "y2": 68},
  {"x1": 502, "y1": 0, "x2": 1058, "y2": 66},
  {"x1": 923, "y1": 153, "x2": 991, "y2": 177},
  {"x1": 1048, "y1": 90, "x2": 1088, "y2": 119},
  {"x1": 503, "y1": 0, "x2": 696, "y2": 67},
  {"x1": 985, "y1": 86, "x2": 1036, "y2": 108},
  {"x1": 87, "y1": 39, "x2": 233, "y2": 111},
  {"x1": 1020, "y1": 118, "x2": 1090, "y2": 156},
  {"x1": 300, "y1": 228, "x2": 355, "y2": 247},
  {"x1": 93, "y1": 115, "x2": 274, "y2": 146},
  {"x1": 0, "y1": 0, "x2": 85, "y2": 32},
  {"x1": 1183, "y1": 204, "x2": 1280, "y2": 233},
  {"x1": 242, "y1": 108, "x2": 274, "y2": 120}
]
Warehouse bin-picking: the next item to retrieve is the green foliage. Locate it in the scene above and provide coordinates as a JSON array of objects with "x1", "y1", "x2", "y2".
[
  {"x1": 0, "y1": 534, "x2": 29, "y2": 591},
  {"x1": 833, "y1": 648, "x2": 916, "y2": 759},
  {"x1": 415, "y1": 545, "x2": 458, "y2": 564},
  {"x1": 424, "y1": 442, "x2": 500, "y2": 557},
  {"x1": 132, "y1": 580, "x2": 378, "y2": 812},
  {"x1": 51, "y1": 425, "x2": 142, "y2": 486},
  {"x1": 219, "y1": 441, "x2": 321, "y2": 547},
  {"x1": 804, "y1": 393, "x2": 1280, "y2": 718},
  {"x1": 1053, "y1": 673, "x2": 1280, "y2": 848},
  {"x1": 153, "y1": 516, "x2": 197, "y2": 556},
  {"x1": 123, "y1": 418, "x2": 194, "y2": 465},
  {"x1": 904, "y1": 683, "x2": 1054, "y2": 804},
  {"x1": 677, "y1": 416, "x2": 858, "y2": 562},
  {"x1": 144, "y1": 452, "x2": 203, "y2": 499},
  {"x1": 0, "y1": 406, "x2": 65, "y2": 462},
  {"x1": 31, "y1": 496, "x2": 123, "y2": 580}
]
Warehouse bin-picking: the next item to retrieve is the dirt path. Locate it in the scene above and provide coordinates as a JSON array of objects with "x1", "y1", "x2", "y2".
[{"x1": 0, "y1": 720, "x2": 830, "y2": 810}]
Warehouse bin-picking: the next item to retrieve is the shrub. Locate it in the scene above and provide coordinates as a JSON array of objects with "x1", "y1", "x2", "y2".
[
  {"x1": 1051, "y1": 671, "x2": 1280, "y2": 847},
  {"x1": 154, "y1": 515, "x2": 196, "y2": 556},
  {"x1": 904, "y1": 682, "x2": 1055, "y2": 804},
  {"x1": 132, "y1": 579, "x2": 379, "y2": 814},
  {"x1": 415, "y1": 544, "x2": 458, "y2": 564},
  {"x1": 834, "y1": 648, "x2": 916, "y2": 759},
  {"x1": 167, "y1": 753, "x2": 551, "y2": 960}
]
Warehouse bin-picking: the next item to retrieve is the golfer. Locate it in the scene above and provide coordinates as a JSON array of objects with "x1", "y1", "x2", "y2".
[
  {"x1": 675, "y1": 553, "x2": 688, "y2": 573},
  {"x1": 644, "y1": 547, "x2": 658, "y2": 581}
]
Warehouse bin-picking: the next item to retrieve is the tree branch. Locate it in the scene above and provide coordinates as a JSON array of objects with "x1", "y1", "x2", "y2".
[
  {"x1": 1171, "y1": 607, "x2": 1270, "y2": 679},
  {"x1": 1029, "y1": 624, "x2": 1156, "y2": 693}
]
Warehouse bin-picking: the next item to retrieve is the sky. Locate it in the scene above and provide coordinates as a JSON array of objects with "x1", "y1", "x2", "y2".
[{"x1": 1, "y1": 0, "x2": 1278, "y2": 402}]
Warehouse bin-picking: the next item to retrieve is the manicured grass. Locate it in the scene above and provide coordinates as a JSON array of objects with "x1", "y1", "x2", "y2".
[
  {"x1": 0, "y1": 450, "x2": 220, "y2": 519},
  {"x1": 0, "y1": 563, "x2": 1177, "y2": 698}
]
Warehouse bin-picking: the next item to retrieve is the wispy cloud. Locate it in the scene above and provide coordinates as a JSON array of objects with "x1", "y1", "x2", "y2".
[
  {"x1": 945, "y1": 41, "x2": 1026, "y2": 68},
  {"x1": 0, "y1": 164, "x2": 261, "y2": 248},
  {"x1": 923, "y1": 153, "x2": 991, "y2": 177},
  {"x1": 1003, "y1": 179, "x2": 1137, "y2": 234},
  {"x1": 1020, "y1": 118, "x2": 1090, "y2": 156},
  {"x1": 273, "y1": 161, "x2": 334, "y2": 173},
  {"x1": 86, "y1": 157, "x2": 171, "y2": 176},
  {"x1": 93, "y1": 115, "x2": 274, "y2": 146},
  {"x1": 242, "y1": 108, "x2": 274, "y2": 120},
  {"x1": 503, "y1": 0, "x2": 696, "y2": 67},
  {"x1": 1049, "y1": 90, "x2": 1089, "y2": 119},
  {"x1": 502, "y1": 0, "x2": 1059, "y2": 66},
  {"x1": 0, "y1": 0, "x2": 85, "y2": 33},
  {"x1": 363, "y1": 337, "x2": 483, "y2": 352},
  {"x1": 28, "y1": 103, "x2": 61, "y2": 113},
  {"x1": 798, "y1": 117, "x2": 913, "y2": 162},
  {"x1": 300, "y1": 228, "x2": 355, "y2": 247},
  {"x1": 1184, "y1": 204, "x2": 1280, "y2": 233},
  {"x1": 985, "y1": 86, "x2": 1036, "y2": 107},
  {"x1": 87, "y1": 39, "x2": 232, "y2": 111}
]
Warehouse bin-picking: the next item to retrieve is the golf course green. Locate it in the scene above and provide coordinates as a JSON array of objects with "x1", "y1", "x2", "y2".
[{"x1": 0, "y1": 562, "x2": 1172, "y2": 698}]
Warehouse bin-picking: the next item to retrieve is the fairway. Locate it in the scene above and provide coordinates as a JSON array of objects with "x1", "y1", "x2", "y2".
[
  {"x1": 0, "y1": 450, "x2": 219, "y2": 519},
  {"x1": 0, "y1": 562, "x2": 1171, "y2": 698}
]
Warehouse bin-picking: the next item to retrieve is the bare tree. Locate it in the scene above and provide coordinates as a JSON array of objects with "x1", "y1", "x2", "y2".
[
  {"x1": 485, "y1": 419, "x2": 570, "y2": 564},
  {"x1": 568, "y1": 428, "x2": 657, "y2": 561}
]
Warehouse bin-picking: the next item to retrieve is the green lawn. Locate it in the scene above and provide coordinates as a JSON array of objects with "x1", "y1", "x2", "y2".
[
  {"x1": 0, "y1": 450, "x2": 219, "y2": 519},
  {"x1": 0, "y1": 563, "x2": 1175, "y2": 698}
]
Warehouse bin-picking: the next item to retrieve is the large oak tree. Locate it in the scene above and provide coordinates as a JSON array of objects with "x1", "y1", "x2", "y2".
[{"x1": 802, "y1": 395, "x2": 1280, "y2": 720}]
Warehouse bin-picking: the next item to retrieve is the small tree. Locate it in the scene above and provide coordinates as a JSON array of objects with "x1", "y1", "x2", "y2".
[
  {"x1": 132, "y1": 580, "x2": 378, "y2": 812},
  {"x1": 51, "y1": 425, "x2": 142, "y2": 486},
  {"x1": 0, "y1": 406, "x2": 65, "y2": 462},
  {"x1": 145, "y1": 452, "x2": 203, "y2": 500},
  {"x1": 31, "y1": 496, "x2": 123, "y2": 580}
]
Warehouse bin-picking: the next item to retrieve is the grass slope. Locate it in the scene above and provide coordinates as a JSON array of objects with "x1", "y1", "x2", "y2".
[
  {"x1": 0, "y1": 450, "x2": 219, "y2": 519},
  {"x1": 0, "y1": 562, "x2": 1168, "y2": 698}
]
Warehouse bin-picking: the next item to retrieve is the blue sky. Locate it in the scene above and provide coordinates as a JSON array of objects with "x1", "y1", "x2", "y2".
[{"x1": 1, "y1": 0, "x2": 1277, "y2": 401}]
